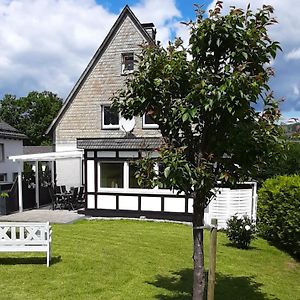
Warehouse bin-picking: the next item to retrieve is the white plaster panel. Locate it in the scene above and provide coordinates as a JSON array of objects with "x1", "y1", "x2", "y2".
[
  {"x1": 97, "y1": 195, "x2": 116, "y2": 209},
  {"x1": 55, "y1": 158, "x2": 81, "y2": 188},
  {"x1": 87, "y1": 160, "x2": 95, "y2": 192},
  {"x1": 164, "y1": 197, "x2": 185, "y2": 213},
  {"x1": 87, "y1": 194, "x2": 95, "y2": 209},
  {"x1": 188, "y1": 198, "x2": 193, "y2": 213},
  {"x1": 119, "y1": 195, "x2": 138, "y2": 210},
  {"x1": 141, "y1": 196, "x2": 161, "y2": 211}
]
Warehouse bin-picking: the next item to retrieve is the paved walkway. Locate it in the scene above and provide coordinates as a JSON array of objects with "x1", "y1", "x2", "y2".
[{"x1": 0, "y1": 209, "x2": 86, "y2": 224}]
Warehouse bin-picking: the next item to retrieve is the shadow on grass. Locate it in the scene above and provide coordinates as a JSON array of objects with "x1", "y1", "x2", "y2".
[
  {"x1": 223, "y1": 242, "x2": 259, "y2": 250},
  {"x1": 0, "y1": 255, "x2": 61, "y2": 266},
  {"x1": 148, "y1": 268, "x2": 279, "y2": 300}
]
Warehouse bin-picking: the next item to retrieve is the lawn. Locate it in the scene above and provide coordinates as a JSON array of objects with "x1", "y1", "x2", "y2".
[{"x1": 0, "y1": 220, "x2": 299, "y2": 300}]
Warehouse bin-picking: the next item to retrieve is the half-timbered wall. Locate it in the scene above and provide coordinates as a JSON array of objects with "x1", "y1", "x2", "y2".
[{"x1": 84, "y1": 150, "x2": 257, "y2": 228}]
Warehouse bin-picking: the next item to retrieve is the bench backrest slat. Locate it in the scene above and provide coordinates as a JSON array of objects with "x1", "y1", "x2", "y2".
[{"x1": 0, "y1": 222, "x2": 51, "y2": 244}]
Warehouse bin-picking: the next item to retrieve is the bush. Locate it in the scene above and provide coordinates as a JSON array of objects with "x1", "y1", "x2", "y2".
[
  {"x1": 257, "y1": 175, "x2": 300, "y2": 258},
  {"x1": 226, "y1": 215, "x2": 256, "y2": 249}
]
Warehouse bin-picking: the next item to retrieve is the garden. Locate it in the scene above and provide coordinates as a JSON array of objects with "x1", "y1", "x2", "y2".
[{"x1": 0, "y1": 219, "x2": 298, "y2": 300}]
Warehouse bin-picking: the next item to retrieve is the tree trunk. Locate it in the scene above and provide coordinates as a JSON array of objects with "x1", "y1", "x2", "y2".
[{"x1": 193, "y1": 196, "x2": 205, "y2": 300}]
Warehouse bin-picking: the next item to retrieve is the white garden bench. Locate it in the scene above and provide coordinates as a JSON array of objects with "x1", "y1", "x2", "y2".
[{"x1": 0, "y1": 222, "x2": 52, "y2": 267}]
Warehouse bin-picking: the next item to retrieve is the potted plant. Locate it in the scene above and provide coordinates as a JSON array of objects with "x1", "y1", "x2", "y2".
[{"x1": 0, "y1": 192, "x2": 10, "y2": 215}]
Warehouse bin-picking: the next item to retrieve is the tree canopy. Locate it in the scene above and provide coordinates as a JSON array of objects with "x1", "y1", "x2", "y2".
[
  {"x1": 0, "y1": 91, "x2": 63, "y2": 145},
  {"x1": 112, "y1": 2, "x2": 283, "y2": 299}
]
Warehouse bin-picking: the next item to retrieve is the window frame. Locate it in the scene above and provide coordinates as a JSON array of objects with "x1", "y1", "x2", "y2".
[
  {"x1": 98, "y1": 161, "x2": 124, "y2": 189},
  {"x1": 0, "y1": 173, "x2": 7, "y2": 182},
  {"x1": 142, "y1": 113, "x2": 159, "y2": 129},
  {"x1": 0, "y1": 144, "x2": 4, "y2": 162},
  {"x1": 121, "y1": 52, "x2": 134, "y2": 75},
  {"x1": 101, "y1": 105, "x2": 120, "y2": 129}
]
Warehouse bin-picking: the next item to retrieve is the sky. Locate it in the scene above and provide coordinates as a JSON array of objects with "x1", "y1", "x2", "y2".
[{"x1": 0, "y1": 0, "x2": 299, "y2": 121}]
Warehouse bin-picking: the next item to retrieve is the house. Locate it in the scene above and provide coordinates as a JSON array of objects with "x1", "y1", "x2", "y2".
[
  {"x1": 46, "y1": 6, "x2": 257, "y2": 226},
  {"x1": 0, "y1": 120, "x2": 27, "y2": 184}
]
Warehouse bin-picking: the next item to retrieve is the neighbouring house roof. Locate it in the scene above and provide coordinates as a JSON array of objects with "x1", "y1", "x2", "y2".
[
  {"x1": 77, "y1": 137, "x2": 162, "y2": 150},
  {"x1": 23, "y1": 146, "x2": 54, "y2": 155},
  {"x1": 0, "y1": 120, "x2": 27, "y2": 140},
  {"x1": 46, "y1": 5, "x2": 155, "y2": 136}
]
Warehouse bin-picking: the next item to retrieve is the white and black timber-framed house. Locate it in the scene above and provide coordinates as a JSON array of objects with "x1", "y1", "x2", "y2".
[{"x1": 47, "y1": 6, "x2": 257, "y2": 226}]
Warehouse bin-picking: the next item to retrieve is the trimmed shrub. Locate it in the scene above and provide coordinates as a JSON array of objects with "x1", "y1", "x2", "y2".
[
  {"x1": 226, "y1": 215, "x2": 256, "y2": 249},
  {"x1": 257, "y1": 175, "x2": 300, "y2": 258}
]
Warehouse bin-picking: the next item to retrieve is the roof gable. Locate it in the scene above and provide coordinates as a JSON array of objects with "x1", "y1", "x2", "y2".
[{"x1": 46, "y1": 5, "x2": 154, "y2": 135}]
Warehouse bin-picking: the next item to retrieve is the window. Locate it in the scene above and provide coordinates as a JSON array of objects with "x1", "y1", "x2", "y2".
[
  {"x1": 13, "y1": 172, "x2": 18, "y2": 181},
  {"x1": 0, "y1": 173, "x2": 7, "y2": 182},
  {"x1": 121, "y1": 53, "x2": 134, "y2": 74},
  {"x1": 143, "y1": 113, "x2": 159, "y2": 129},
  {"x1": 100, "y1": 162, "x2": 123, "y2": 188},
  {"x1": 102, "y1": 105, "x2": 119, "y2": 129},
  {"x1": 129, "y1": 163, "x2": 140, "y2": 188},
  {"x1": 0, "y1": 144, "x2": 4, "y2": 161}
]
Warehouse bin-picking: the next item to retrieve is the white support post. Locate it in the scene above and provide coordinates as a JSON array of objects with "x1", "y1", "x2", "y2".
[
  {"x1": 17, "y1": 162, "x2": 23, "y2": 212},
  {"x1": 124, "y1": 161, "x2": 129, "y2": 189},
  {"x1": 154, "y1": 163, "x2": 159, "y2": 190},
  {"x1": 79, "y1": 158, "x2": 82, "y2": 186},
  {"x1": 51, "y1": 161, "x2": 55, "y2": 187},
  {"x1": 35, "y1": 161, "x2": 39, "y2": 208}
]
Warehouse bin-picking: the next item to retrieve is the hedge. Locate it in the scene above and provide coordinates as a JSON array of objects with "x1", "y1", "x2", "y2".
[{"x1": 257, "y1": 175, "x2": 300, "y2": 258}]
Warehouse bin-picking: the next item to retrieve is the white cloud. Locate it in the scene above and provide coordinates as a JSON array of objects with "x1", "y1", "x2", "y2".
[
  {"x1": 286, "y1": 48, "x2": 300, "y2": 61},
  {"x1": 206, "y1": 0, "x2": 300, "y2": 115},
  {"x1": 293, "y1": 85, "x2": 299, "y2": 96},
  {"x1": 132, "y1": 0, "x2": 181, "y2": 45},
  {"x1": 0, "y1": 0, "x2": 181, "y2": 99}
]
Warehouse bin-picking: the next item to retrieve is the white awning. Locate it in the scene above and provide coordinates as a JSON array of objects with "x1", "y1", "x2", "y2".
[{"x1": 9, "y1": 150, "x2": 83, "y2": 162}]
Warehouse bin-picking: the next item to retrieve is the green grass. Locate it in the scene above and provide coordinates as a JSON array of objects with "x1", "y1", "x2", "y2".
[{"x1": 0, "y1": 220, "x2": 299, "y2": 300}]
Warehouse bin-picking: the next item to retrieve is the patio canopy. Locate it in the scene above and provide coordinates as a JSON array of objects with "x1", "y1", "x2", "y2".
[
  {"x1": 9, "y1": 150, "x2": 83, "y2": 162},
  {"x1": 9, "y1": 150, "x2": 83, "y2": 213}
]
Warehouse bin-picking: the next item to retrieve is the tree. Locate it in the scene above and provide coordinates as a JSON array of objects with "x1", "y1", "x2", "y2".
[
  {"x1": 0, "y1": 91, "x2": 63, "y2": 145},
  {"x1": 112, "y1": 2, "x2": 282, "y2": 299}
]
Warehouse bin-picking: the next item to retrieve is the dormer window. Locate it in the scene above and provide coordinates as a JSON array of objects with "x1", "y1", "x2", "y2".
[
  {"x1": 102, "y1": 105, "x2": 119, "y2": 129},
  {"x1": 121, "y1": 53, "x2": 134, "y2": 74}
]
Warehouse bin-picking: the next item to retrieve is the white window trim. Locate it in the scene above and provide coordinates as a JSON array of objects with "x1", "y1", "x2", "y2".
[
  {"x1": 121, "y1": 53, "x2": 134, "y2": 75},
  {"x1": 97, "y1": 161, "x2": 161, "y2": 191},
  {"x1": 142, "y1": 113, "x2": 159, "y2": 129},
  {"x1": 0, "y1": 173, "x2": 7, "y2": 182},
  {"x1": 102, "y1": 105, "x2": 120, "y2": 129},
  {"x1": 98, "y1": 161, "x2": 124, "y2": 189}
]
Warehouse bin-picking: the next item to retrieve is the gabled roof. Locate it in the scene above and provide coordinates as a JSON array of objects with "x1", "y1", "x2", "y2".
[
  {"x1": 0, "y1": 120, "x2": 27, "y2": 140},
  {"x1": 46, "y1": 5, "x2": 154, "y2": 135}
]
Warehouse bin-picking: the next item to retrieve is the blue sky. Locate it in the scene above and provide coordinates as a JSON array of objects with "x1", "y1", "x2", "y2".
[{"x1": 0, "y1": 0, "x2": 299, "y2": 121}]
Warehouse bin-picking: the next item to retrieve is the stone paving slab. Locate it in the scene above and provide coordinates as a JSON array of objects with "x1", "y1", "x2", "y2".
[{"x1": 0, "y1": 209, "x2": 86, "y2": 224}]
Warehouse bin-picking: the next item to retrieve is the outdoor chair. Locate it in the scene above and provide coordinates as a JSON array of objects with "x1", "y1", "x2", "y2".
[
  {"x1": 68, "y1": 187, "x2": 78, "y2": 210},
  {"x1": 54, "y1": 186, "x2": 61, "y2": 194},
  {"x1": 49, "y1": 185, "x2": 65, "y2": 210},
  {"x1": 61, "y1": 185, "x2": 67, "y2": 193},
  {"x1": 77, "y1": 186, "x2": 85, "y2": 209}
]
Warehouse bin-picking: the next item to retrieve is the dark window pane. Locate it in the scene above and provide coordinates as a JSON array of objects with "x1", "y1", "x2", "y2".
[
  {"x1": 122, "y1": 53, "x2": 134, "y2": 72},
  {"x1": 144, "y1": 114, "x2": 156, "y2": 125},
  {"x1": 103, "y1": 106, "x2": 119, "y2": 126},
  {"x1": 100, "y1": 163, "x2": 123, "y2": 188},
  {"x1": 129, "y1": 164, "x2": 140, "y2": 188},
  {"x1": 0, "y1": 144, "x2": 4, "y2": 161}
]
